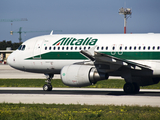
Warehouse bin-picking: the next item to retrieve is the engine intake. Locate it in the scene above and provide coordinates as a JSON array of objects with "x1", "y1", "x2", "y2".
[{"x1": 60, "y1": 65, "x2": 108, "y2": 87}]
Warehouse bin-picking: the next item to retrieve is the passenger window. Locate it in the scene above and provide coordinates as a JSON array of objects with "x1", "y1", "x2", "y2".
[
  {"x1": 134, "y1": 46, "x2": 136, "y2": 50},
  {"x1": 79, "y1": 47, "x2": 81, "y2": 50},
  {"x1": 49, "y1": 47, "x2": 51, "y2": 50},
  {"x1": 45, "y1": 47, "x2": 47, "y2": 50},
  {"x1": 101, "y1": 47, "x2": 104, "y2": 50},
  {"x1": 88, "y1": 47, "x2": 90, "y2": 49},
  {"x1": 119, "y1": 46, "x2": 122, "y2": 50},
  {"x1": 66, "y1": 47, "x2": 69, "y2": 50},
  {"x1": 148, "y1": 46, "x2": 150, "y2": 50},
  {"x1": 125, "y1": 46, "x2": 127, "y2": 50},
  {"x1": 112, "y1": 46, "x2": 115, "y2": 50},
  {"x1": 157, "y1": 46, "x2": 160, "y2": 50},
  {"x1": 139, "y1": 46, "x2": 141, "y2": 50},
  {"x1": 106, "y1": 46, "x2": 108, "y2": 50},
  {"x1": 58, "y1": 47, "x2": 60, "y2": 50},
  {"x1": 97, "y1": 47, "x2": 99, "y2": 50},
  {"x1": 84, "y1": 47, "x2": 86, "y2": 50},
  {"x1": 153, "y1": 46, "x2": 155, "y2": 50},
  {"x1": 143, "y1": 46, "x2": 146, "y2": 50},
  {"x1": 62, "y1": 47, "x2": 64, "y2": 50},
  {"x1": 71, "y1": 47, "x2": 73, "y2": 50},
  {"x1": 75, "y1": 47, "x2": 77, "y2": 50},
  {"x1": 53, "y1": 47, "x2": 56, "y2": 50},
  {"x1": 129, "y1": 46, "x2": 132, "y2": 50}
]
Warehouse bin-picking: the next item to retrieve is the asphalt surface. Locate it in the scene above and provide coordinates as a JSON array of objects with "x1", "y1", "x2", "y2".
[
  {"x1": 0, "y1": 88, "x2": 160, "y2": 106},
  {"x1": 0, "y1": 65, "x2": 122, "y2": 79},
  {"x1": 0, "y1": 64, "x2": 59, "y2": 79},
  {"x1": 0, "y1": 65, "x2": 160, "y2": 106},
  {"x1": 0, "y1": 88, "x2": 160, "y2": 96}
]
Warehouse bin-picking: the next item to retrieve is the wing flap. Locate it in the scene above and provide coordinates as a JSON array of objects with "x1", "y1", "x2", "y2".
[
  {"x1": 80, "y1": 48, "x2": 151, "y2": 70},
  {"x1": 94, "y1": 52, "x2": 151, "y2": 69}
]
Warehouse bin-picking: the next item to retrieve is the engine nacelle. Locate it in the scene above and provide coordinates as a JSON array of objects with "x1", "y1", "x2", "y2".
[{"x1": 60, "y1": 65, "x2": 108, "y2": 87}]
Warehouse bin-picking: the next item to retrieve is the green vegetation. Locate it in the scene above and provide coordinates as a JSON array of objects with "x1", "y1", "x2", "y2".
[
  {"x1": 0, "y1": 103, "x2": 160, "y2": 120},
  {"x1": 0, "y1": 40, "x2": 21, "y2": 50},
  {"x1": 0, "y1": 80, "x2": 160, "y2": 119},
  {"x1": 0, "y1": 79, "x2": 160, "y2": 89}
]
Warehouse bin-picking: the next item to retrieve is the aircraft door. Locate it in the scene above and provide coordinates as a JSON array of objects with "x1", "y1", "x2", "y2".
[{"x1": 33, "y1": 39, "x2": 43, "y2": 59}]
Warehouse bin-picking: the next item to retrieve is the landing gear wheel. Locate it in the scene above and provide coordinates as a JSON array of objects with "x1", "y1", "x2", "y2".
[
  {"x1": 123, "y1": 83, "x2": 134, "y2": 94},
  {"x1": 43, "y1": 84, "x2": 52, "y2": 91},
  {"x1": 133, "y1": 83, "x2": 140, "y2": 93},
  {"x1": 49, "y1": 84, "x2": 52, "y2": 91},
  {"x1": 123, "y1": 83, "x2": 140, "y2": 94},
  {"x1": 43, "y1": 74, "x2": 54, "y2": 91},
  {"x1": 43, "y1": 84, "x2": 49, "y2": 91}
]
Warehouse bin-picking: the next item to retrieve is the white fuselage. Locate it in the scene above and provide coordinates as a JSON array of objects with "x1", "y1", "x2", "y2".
[{"x1": 7, "y1": 33, "x2": 160, "y2": 76}]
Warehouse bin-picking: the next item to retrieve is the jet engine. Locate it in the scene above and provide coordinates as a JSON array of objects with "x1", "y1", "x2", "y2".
[{"x1": 60, "y1": 65, "x2": 109, "y2": 87}]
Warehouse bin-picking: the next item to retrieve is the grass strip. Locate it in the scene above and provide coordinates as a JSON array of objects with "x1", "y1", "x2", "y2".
[
  {"x1": 0, "y1": 79, "x2": 160, "y2": 89},
  {"x1": 0, "y1": 103, "x2": 160, "y2": 120}
]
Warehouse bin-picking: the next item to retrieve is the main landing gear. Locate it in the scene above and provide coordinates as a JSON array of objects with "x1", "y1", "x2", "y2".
[
  {"x1": 123, "y1": 82, "x2": 140, "y2": 94},
  {"x1": 43, "y1": 74, "x2": 54, "y2": 91}
]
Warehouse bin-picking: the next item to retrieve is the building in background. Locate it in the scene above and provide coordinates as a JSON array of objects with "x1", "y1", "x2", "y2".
[{"x1": 0, "y1": 47, "x2": 14, "y2": 64}]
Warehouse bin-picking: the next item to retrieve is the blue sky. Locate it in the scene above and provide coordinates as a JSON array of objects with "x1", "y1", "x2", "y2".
[{"x1": 1, "y1": 0, "x2": 160, "y2": 43}]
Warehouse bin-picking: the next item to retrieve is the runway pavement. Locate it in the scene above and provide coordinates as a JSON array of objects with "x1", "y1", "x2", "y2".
[
  {"x1": 0, "y1": 65, "x2": 122, "y2": 79},
  {"x1": 0, "y1": 64, "x2": 59, "y2": 79},
  {"x1": 0, "y1": 87, "x2": 160, "y2": 107},
  {"x1": 0, "y1": 65, "x2": 160, "y2": 107}
]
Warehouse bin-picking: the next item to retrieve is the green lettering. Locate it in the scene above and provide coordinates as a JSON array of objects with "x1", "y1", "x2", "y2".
[
  {"x1": 53, "y1": 37, "x2": 98, "y2": 46},
  {"x1": 63, "y1": 38, "x2": 70, "y2": 45},
  {"x1": 82, "y1": 37, "x2": 89, "y2": 45},
  {"x1": 60, "y1": 38, "x2": 66, "y2": 45},
  {"x1": 75, "y1": 39, "x2": 84, "y2": 45},
  {"x1": 89, "y1": 39, "x2": 98, "y2": 45},
  {"x1": 66, "y1": 38, "x2": 73, "y2": 45},
  {"x1": 85, "y1": 37, "x2": 92, "y2": 45},
  {"x1": 70, "y1": 38, "x2": 77, "y2": 45},
  {"x1": 53, "y1": 38, "x2": 66, "y2": 45}
]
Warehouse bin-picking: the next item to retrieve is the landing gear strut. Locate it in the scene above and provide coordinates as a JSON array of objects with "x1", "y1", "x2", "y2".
[
  {"x1": 43, "y1": 74, "x2": 54, "y2": 91},
  {"x1": 123, "y1": 82, "x2": 140, "y2": 94}
]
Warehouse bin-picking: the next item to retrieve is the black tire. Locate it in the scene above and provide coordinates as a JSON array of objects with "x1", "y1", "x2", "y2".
[
  {"x1": 43, "y1": 84, "x2": 52, "y2": 91},
  {"x1": 123, "y1": 83, "x2": 134, "y2": 94},
  {"x1": 48, "y1": 84, "x2": 52, "y2": 91},
  {"x1": 43, "y1": 84, "x2": 49, "y2": 91},
  {"x1": 133, "y1": 83, "x2": 140, "y2": 94}
]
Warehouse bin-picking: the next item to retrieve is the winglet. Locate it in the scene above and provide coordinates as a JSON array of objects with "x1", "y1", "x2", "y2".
[
  {"x1": 87, "y1": 45, "x2": 97, "y2": 56},
  {"x1": 80, "y1": 45, "x2": 97, "y2": 61}
]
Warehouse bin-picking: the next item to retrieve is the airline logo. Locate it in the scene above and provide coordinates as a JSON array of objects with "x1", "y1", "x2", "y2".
[{"x1": 53, "y1": 37, "x2": 98, "y2": 46}]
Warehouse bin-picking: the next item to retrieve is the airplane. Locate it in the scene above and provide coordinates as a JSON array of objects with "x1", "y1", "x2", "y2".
[{"x1": 7, "y1": 32, "x2": 160, "y2": 94}]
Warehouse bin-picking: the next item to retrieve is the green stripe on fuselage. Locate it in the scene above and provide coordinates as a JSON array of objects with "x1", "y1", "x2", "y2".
[{"x1": 26, "y1": 51, "x2": 160, "y2": 60}]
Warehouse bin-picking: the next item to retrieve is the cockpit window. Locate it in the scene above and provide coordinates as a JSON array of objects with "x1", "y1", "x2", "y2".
[
  {"x1": 18, "y1": 45, "x2": 22, "y2": 50},
  {"x1": 21, "y1": 45, "x2": 26, "y2": 50},
  {"x1": 18, "y1": 45, "x2": 26, "y2": 51}
]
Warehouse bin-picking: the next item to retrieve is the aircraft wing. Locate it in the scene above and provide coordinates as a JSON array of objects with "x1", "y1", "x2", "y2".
[{"x1": 80, "y1": 47, "x2": 151, "y2": 70}]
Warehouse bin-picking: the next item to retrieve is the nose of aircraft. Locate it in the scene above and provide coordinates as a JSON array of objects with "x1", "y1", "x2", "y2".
[
  {"x1": 7, "y1": 54, "x2": 11, "y2": 65},
  {"x1": 7, "y1": 51, "x2": 24, "y2": 71},
  {"x1": 7, "y1": 53, "x2": 15, "y2": 67}
]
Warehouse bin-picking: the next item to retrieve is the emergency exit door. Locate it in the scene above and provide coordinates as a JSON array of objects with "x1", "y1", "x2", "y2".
[{"x1": 33, "y1": 39, "x2": 43, "y2": 59}]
